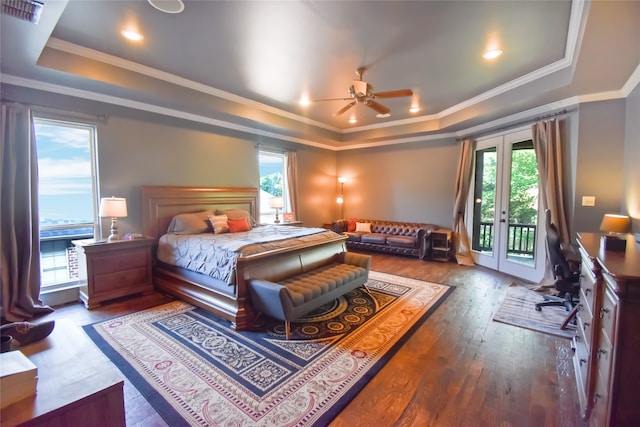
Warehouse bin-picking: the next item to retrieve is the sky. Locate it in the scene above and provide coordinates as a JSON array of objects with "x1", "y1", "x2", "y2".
[{"x1": 35, "y1": 121, "x2": 95, "y2": 223}]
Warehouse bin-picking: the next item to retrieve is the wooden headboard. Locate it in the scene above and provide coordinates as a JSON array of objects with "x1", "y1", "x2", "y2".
[{"x1": 141, "y1": 186, "x2": 259, "y2": 240}]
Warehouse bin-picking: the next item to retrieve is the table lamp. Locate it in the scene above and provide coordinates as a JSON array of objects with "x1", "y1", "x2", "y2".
[
  {"x1": 600, "y1": 213, "x2": 631, "y2": 251},
  {"x1": 270, "y1": 196, "x2": 284, "y2": 223},
  {"x1": 99, "y1": 196, "x2": 128, "y2": 242}
]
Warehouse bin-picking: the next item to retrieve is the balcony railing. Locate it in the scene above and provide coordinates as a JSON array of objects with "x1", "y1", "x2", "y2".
[{"x1": 475, "y1": 222, "x2": 536, "y2": 257}]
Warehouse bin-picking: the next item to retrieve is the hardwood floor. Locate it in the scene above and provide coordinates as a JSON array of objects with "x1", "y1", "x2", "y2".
[{"x1": 40, "y1": 253, "x2": 582, "y2": 427}]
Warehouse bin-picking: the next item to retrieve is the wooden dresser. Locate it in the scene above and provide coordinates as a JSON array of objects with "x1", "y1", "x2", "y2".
[
  {"x1": 575, "y1": 232, "x2": 640, "y2": 426},
  {"x1": 73, "y1": 237, "x2": 154, "y2": 308}
]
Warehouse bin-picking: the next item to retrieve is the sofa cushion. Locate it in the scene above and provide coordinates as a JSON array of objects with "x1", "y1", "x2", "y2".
[
  {"x1": 346, "y1": 218, "x2": 359, "y2": 232},
  {"x1": 361, "y1": 233, "x2": 387, "y2": 244},
  {"x1": 345, "y1": 232, "x2": 364, "y2": 242},
  {"x1": 386, "y1": 235, "x2": 417, "y2": 248}
]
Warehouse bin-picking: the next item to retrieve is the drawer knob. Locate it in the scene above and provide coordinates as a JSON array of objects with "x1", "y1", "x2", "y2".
[
  {"x1": 599, "y1": 307, "x2": 610, "y2": 319},
  {"x1": 597, "y1": 349, "x2": 607, "y2": 359},
  {"x1": 594, "y1": 393, "x2": 602, "y2": 403},
  {"x1": 579, "y1": 358, "x2": 587, "y2": 367},
  {"x1": 583, "y1": 322, "x2": 590, "y2": 330},
  {"x1": 585, "y1": 288, "x2": 591, "y2": 295}
]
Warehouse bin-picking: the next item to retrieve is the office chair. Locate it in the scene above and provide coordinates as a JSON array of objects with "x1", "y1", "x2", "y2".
[{"x1": 535, "y1": 209, "x2": 581, "y2": 313}]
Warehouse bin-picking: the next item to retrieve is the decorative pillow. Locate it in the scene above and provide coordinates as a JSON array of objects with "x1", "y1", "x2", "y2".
[
  {"x1": 215, "y1": 209, "x2": 256, "y2": 228},
  {"x1": 355, "y1": 222, "x2": 372, "y2": 233},
  {"x1": 166, "y1": 210, "x2": 213, "y2": 234},
  {"x1": 208, "y1": 214, "x2": 229, "y2": 234},
  {"x1": 228, "y1": 217, "x2": 251, "y2": 233},
  {"x1": 346, "y1": 218, "x2": 359, "y2": 232}
]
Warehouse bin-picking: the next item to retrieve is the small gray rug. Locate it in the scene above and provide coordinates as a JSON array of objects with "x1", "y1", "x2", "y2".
[{"x1": 493, "y1": 283, "x2": 576, "y2": 339}]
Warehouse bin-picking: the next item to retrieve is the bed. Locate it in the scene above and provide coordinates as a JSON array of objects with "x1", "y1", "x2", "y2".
[{"x1": 141, "y1": 186, "x2": 347, "y2": 330}]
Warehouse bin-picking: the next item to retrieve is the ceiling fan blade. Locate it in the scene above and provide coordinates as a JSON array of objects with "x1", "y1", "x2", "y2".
[
  {"x1": 373, "y1": 89, "x2": 413, "y2": 99},
  {"x1": 366, "y1": 100, "x2": 391, "y2": 115},
  {"x1": 312, "y1": 97, "x2": 352, "y2": 102},
  {"x1": 333, "y1": 101, "x2": 356, "y2": 116}
]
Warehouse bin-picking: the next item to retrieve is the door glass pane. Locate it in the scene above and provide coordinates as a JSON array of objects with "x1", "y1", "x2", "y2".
[
  {"x1": 258, "y1": 152, "x2": 285, "y2": 223},
  {"x1": 472, "y1": 147, "x2": 497, "y2": 253},
  {"x1": 506, "y1": 140, "x2": 538, "y2": 265}
]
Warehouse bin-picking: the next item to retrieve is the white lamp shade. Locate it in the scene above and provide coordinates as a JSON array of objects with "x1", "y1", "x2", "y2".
[
  {"x1": 270, "y1": 197, "x2": 284, "y2": 209},
  {"x1": 99, "y1": 197, "x2": 128, "y2": 218},
  {"x1": 600, "y1": 214, "x2": 631, "y2": 234}
]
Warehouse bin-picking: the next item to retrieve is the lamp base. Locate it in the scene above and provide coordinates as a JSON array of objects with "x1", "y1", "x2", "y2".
[
  {"x1": 107, "y1": 218, "x2": 120, "y2": 242},
  {"x1": 602, "y1": 234, "x2": 626, "y2": 251}
]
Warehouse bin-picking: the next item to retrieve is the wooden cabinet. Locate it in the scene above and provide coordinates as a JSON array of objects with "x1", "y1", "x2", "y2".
[
  {"x1": 430, "y1": 228, "x2": 453, "y2": 262},
  {"x1": 575, "y1": 232, "x2": 640, "y2": 426},
  {"x1": 73, "y1": 237, "x2": 154, "y2": 308}
]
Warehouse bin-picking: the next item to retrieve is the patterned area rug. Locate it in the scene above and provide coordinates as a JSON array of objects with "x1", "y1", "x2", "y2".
[
  {"x1": 84, "y1": 271, "x2": 452, "y2": 426},
  {"x1": 493, "y1": 283, "x2": 576, "y2": 339}
]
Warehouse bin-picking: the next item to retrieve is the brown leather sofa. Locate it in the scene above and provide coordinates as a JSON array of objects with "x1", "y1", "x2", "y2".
[{"x1": 331, "y1": 219, "x2": 438, "y2": 259}]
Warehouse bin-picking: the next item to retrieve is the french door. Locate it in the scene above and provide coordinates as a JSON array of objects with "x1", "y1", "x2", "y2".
[{"x1": 466, "y1": 128, "x2": 546, "y2": 282}]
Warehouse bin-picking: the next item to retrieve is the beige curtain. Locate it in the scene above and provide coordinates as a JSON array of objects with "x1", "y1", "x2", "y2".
[
  {"x1": 1, "y1": 102, "x2": 53, "y2": 321},
  {"x1": 532, "y1": 118, "x2": 569, "y2": 284},
  {"x1": 452, "y1": 138, "x2": 476, "y2": 266},
  {"x1": 285, "y1": 151, "x2": 299, "y2": 220}
]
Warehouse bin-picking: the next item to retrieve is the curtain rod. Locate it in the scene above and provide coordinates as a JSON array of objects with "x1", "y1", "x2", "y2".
[{"x1": 458, "y1": 108, "x2": 569, "y2": 142}]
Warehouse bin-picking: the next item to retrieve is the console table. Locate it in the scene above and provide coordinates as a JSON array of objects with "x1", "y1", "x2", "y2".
[
  {"x1": 575, "y1": 232, "x2": 640, "y2": 426},
  {"x1": 1, "y1": 318, "x2": 125, "y2": 426}
]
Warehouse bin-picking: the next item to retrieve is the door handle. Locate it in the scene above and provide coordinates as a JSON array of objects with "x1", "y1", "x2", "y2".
[{"x1": 499, "y1": 219, "x2": 506, "y2": 223}]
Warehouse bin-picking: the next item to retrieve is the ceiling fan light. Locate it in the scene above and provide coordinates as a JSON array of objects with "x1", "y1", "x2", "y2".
[
  {"x1": 409, "y1": 106, "x2": 420, "y2": 113},
  {"x1": 348, "y1": 117, "x2": 357, "y2": 124},
  {"x1": 376, "y1": 113, "x2": 391, "y2": 118}
]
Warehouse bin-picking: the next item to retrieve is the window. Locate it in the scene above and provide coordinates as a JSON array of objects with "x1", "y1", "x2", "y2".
[
  {"x1": 258, "y1": 151, "x2": 289, "y2": 224},
  {"x1": 34, "y1": 117, "x2": 99, "y2": 288}
]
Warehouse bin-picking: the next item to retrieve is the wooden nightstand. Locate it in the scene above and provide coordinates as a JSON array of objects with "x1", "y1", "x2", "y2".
[
  {"x1": 72, "y1": 237, "x2": 154, "y2": 308},
  {"x1": 430, "y1": 228, "x2": 454, "y2": 262}
]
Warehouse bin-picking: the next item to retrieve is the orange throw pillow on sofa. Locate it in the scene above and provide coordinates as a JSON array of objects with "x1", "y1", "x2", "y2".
[
  {"x1": 346, "y1": 219, "x2": 358, "y2": 232},
  {"x1": 228, "y1": 217, "x2": 251, "y2": 233}
]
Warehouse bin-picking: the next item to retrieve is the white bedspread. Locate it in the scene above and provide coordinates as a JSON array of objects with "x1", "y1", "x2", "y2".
[{"x1": 157, "y1": 225, "x2": 329, "y2": 283}]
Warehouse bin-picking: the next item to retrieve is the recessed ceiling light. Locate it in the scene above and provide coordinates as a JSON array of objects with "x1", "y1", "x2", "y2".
[
  {"x1": 376, "y1": 113, "x2": 391, "y2": 118},
  {"x1": 348, "y1": 117, "x2": 357, "y2": 124},
  {"x1": 409, "y1": 106, "x2": 420, "y2": 113},
  {"x1": 121, "y1": 29, "x2": 144, "y2": 41},
  {"x1": 148, "y1": 0, "x2": 184, "y2": 14},
  {"x1": 483, "y1": 49, "x2": 503, "y2": 60},
  {"x1": 299, "y1": 97, "x2": 310, "y2": 106}
]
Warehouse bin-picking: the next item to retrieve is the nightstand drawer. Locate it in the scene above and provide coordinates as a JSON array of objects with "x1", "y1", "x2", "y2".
[
  {"x1": 93, "y1": 267, "x2": 150, "y2": 294},
  {"x1": 92, "y1": 251, "x2": 147, "y2": 274}
]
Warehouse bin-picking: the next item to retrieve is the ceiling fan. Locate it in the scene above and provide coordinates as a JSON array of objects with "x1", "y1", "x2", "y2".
[{"x1": 313, "y1": 67, "x2": 413, "y2": 117}]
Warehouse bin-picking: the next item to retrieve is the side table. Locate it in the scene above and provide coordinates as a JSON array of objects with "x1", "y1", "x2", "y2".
[
  {"x1": 1, "y1": 318, "x2": 125, "y2": 426},
  {"x1": 72, "y1": 237, "x2": 154, "y2": 308},
  {"x1": 430, "y1": 228, "x2": 454, "y2": 262}
]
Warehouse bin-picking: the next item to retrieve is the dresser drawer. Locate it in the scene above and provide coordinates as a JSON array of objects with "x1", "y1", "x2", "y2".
[
  {"x1": 577, "y1": 306, "x2": 593, "y2": 350},
  {"x1": 595, "y1": 328, "x2": 614, "y2": 391},
  {"x1": 591, "y1": 370, "x2": 609, "y2": 427},
  {"x1": 92, "y1": 250, "x2": 148, "y2": 275},
  {"x1": 573, "y1": 334, "x2": 590, "y2": 401},
  {"x1": 580, "y1": 261, "x2": 597, "y2": 312},
  {"x1": 599, "y1": 288, "x2": 617, "y2": 342},
  {"x1": 93, "y1": 267, "x2": 150, "y2": 294}
]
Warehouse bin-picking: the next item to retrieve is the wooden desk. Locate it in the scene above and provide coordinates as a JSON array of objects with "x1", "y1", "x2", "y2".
[
  {"x1": 1, "y1": 318, "x2": 125, "y2": 427},
  {"x1": 575, "y1": 232, "x2": 640, "y2": 426}
]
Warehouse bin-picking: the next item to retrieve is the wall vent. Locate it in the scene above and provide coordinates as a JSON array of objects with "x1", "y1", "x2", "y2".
[{"x1": 1, "y1": 0, "x2": 44, "y2": 24}]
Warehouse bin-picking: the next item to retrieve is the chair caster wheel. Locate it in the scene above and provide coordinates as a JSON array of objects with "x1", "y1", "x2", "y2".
[{"x1": 535, "y1": 306, "x2": 542, "y2": 311}]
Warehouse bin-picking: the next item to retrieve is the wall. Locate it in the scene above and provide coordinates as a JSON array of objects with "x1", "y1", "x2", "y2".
[
  {"x1": 1, "y1": 85, "x2": 339, "y2": 237},
  {"x1": 624, "y1": 84, "x2": 640, "y2": 233},
  {"x1": 335, "y1": 138, "x2": 459, "y2": 228},
  {"x1": 572, "y1": 99, "x2": 627, "y2": 234}
]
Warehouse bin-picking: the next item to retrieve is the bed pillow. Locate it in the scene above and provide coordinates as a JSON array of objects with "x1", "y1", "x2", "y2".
[
  {"x1": 167, "y1": 210, "x2": 213, "y2": 234},
  {"x1": 355, "y1": 222, "x2": 372, "y2": 233},
  {"x1": 208, "y1": 214, "x2": 230, "y2": 234},
  {"x1": 346, "y1": 218, "x2": 359, "y2": 232},
  {"x1": 215, "y1": 209, "x2": 256, "y2": 228},
  {"x1": 228, "y1": 217, "x2": 251, "y2": 233}
]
